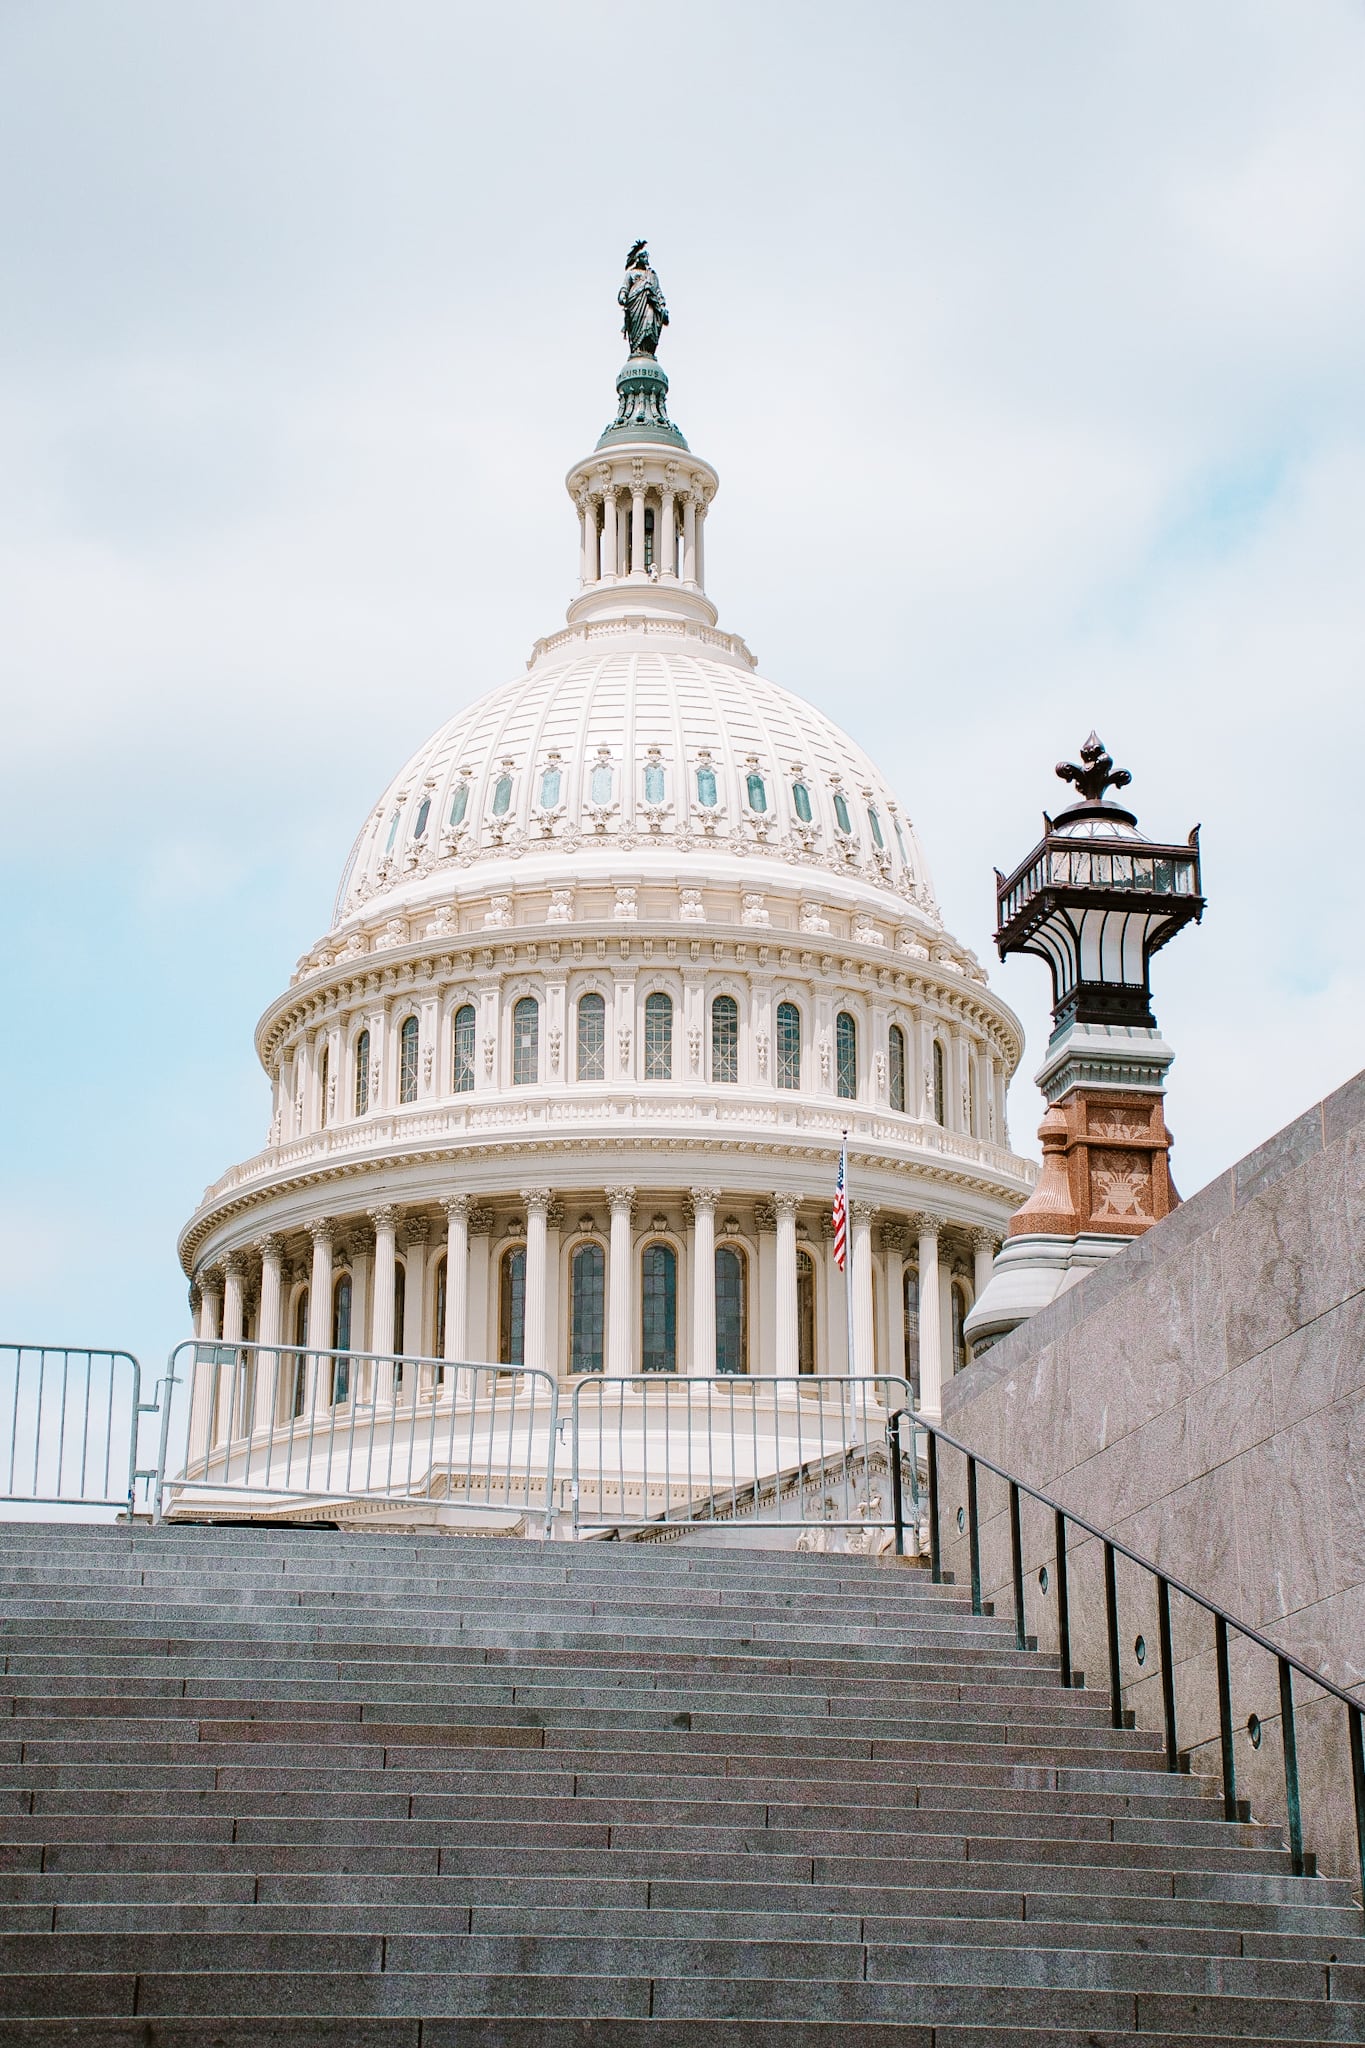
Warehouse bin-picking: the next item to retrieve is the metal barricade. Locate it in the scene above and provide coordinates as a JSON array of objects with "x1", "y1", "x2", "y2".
[
  {"x1": 569, "y1": 1374, "x2": 916, "y2": 1539},
  {"x1": 0, "y1": 1345, "x2": 162, "y2": 1515},
  {"x1": 155, "y1": 1338, "x2": 560, "y2": 1536}
]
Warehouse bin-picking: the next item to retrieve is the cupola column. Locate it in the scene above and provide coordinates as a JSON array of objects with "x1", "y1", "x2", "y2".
[
  {"x1": 773, "y1": 1194, "x2": 802, "y2": 1377},
  {"x1": 602, "y1": 488, "x2": 619, "y2": 583},
  {"x1": 630, "y1": 486, "x2": 646, "y2": 577},
  {"x1": 659, "y1": 488, "x2": 676, "y2": 576},
  {"x1": 694, "y1": 499, "x2": 706, "y2": 588},
  {"x1": 442, "y1": 1196, "x2": 469, "y2": 1364},
  {"x1": 682, "y1": 494, "x2": 697, "y2": 585},
  {"x1": 521, "y1": 1189, "x2": 552, "y2": 1373},
  {"x1": 579, "y1": 495, "x2": 598, "y2": 585},
  {"x1": 689, "y1": 1187, "x2": 719, "y2": 1375},
  {"x1": 606, "y1": 1186, "x2": 636, "y2": 1375}
]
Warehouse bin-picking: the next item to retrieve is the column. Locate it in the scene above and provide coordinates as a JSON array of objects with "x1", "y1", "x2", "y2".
[
  {"x1": 659, "y1": 489, "x2": 676, "y2": 575},
  {"x1": 306, "y1": 1218, "x2": 333, "y2": 1413},
  {"x1": 694, "y1": 500, "x2": 706, "y2": 587},
  {"x1": 349, "y1": 1236, "x2": 371, "y2": 1401},
  {"x1": 913, "y1": 1212, "x2": 944, "y2": 1416},
  {"x1": 821, "y1": 1224, "x2": 846, "y2": 1374},
  {"x1": 690, "y1": 1187, "x2": 718, "y2": 1374},
  {"x1": 369, "y1": 1204, "x2": 397, "y2": 1402},
  {"x1": 196, "y1": 1269, "x2": 223, "y2": 1343},
  {"x1": 522, "y1": 1188, "x2": 551, "y2": 1373},
  {"x1": 850, "y1": 1202, "x2": 876, "y2": 1378},
  {"x1": 580, "y1": 495, "x2": 599, "y2": 583},
  {"x1": 682, "y1": 494, "x2": 697, "y2": 584},
  {"x1": 215, "y1": 1252, "x2": 245, "y2": 1443},
  {"x1": 606, "y1": 1185, "x2": 636, "y2": 1376},
  {"x1": 601, "y1": 488, "x2": 618, "y2": 578},
  {"x1": 467, "y1": 1208, "x2": 492, "y2": 1361},
  {"x1": 221, "y1": 1253, "x2": 246, "y2": 1344},
  {"x1": 971, "y1": 1228, "x2": 998, "y2": 1305},
  {"x1": 631, "y1": 489, "x2": 646, "y2": 576},
  {"x1": 253, "y1": 1236, "x2": 284, "y2": 1431},
  {"x1": 879, "y1": 1221, "x2": 907, "y2": 1385},
  {"x1": 403, "y1": 1217, "x2": 429, "y2": 1364},
  {"x1": 755, "y1": 1207, "x2": 777, "y2": 1376},
  {"x1": 443, "y1": 1194, "x2": 470, "y2": 1364},
  {"x1": 189, "y1": 1267, "x2": 223, "y2": 1465},
  {"x1": 773, "y1": 1194, "x2": 801, "y2": 1376}
]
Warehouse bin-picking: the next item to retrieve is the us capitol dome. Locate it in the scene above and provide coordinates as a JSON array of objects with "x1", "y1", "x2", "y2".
[{"x1": 177, "y1": 246, "x2": 1035, "y2": 1437}]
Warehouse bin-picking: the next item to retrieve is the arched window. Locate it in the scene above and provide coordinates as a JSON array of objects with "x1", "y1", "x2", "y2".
[
  {"x1": 952, "y1": 1283, "x2": 970, "y2": 1375},
  {"x1": 498, "y1": 1246, "x2": 526, "y2": 1365},
  {"x1": 512, "y1": 997, "x2": 539, "y2": 1085},
  {"x1": 539, "y1": 765, "x2": 562, "y2": 808},
  {"x1": 413, "y1": 797, "x2": 430, "y2": 840},
  {"x1": 836, "y1": 1012, "x2": 858, "y2": 1100},
  {"x1": 644, "y1": 992, "x2": 673, "y2": 1079},
  {"x1": 696, "y1": 763, "x2": 718, "y2": 807},
  {"x1": 319, "y1": 1043, "x2": 330, "y2": 1127},
  {"x1": 491, "y1": 773, "x2": 513, "y2": 817},
  {"x1": 867, "y1": 805, "x2": 885, "y2": 850},
  {"x1": 570, "y1": 1242, "x2": 605, "y2": 1374},
  {"x1": 641, "y1": 1243, "x2": 677, "y2": 1373},
  {"x1": 933, "y1": 1039, "x2": 947, "y2": 1126},
  {"x1": 448, "y1": 783, "x2": 469, "y2": 828},
  {"x1": 576, "y1": 993, "x2": 605, "y2": 1081},
  {"x1": 888, "y1": 1025, "x2": 906, "y2": 1113},
  {"x1": 796, "y1": 1248, "x2": 816, "y2": 1375},
  {"x1": 290, "y1": 1289, "x2": 308, "y2": 1418},
  {"x1": 893, "y1": 815, "x2": 909, "y2": 867},
  {"x1": 331, "y1": 1274, "x2": 352, "y2": 1406},
  {"x1": 904, "y1": 1266, "x2": 920, "y2": 1398},
  {"x1": 384, "y1": 812, "x2": 401, "y2": 854},
  {"x1": 715, "y1": 1246, "x2": 747, "y2": 1373},
  {"x1": 453, "y1": 1004, "x2": 475, "y2": 1093},
  {"x1": 776, "y1": 1001, "x2": 801, "y2": 1089},
  {"x1": 791, "y1": 780, "x2": 812, "y2": 824},
  {"x1": 643, "y1": 761, "x2": 666, "y2": 803},
  {"x1": 399, "y1": 1016, "x2": 419, "y2": 1104},
  {"x1": 711, "y1": 994, "x2": 739, "y2": 1084},
  {"x1": 833, "y1": 789, "x2": 852, "y2": 834},
  {"x1": 354, "y1": 1030, "x2": 371, "y2": 1117},
  {"x1": 746, "y1": 770, "x2": 767, "y2": 813}
]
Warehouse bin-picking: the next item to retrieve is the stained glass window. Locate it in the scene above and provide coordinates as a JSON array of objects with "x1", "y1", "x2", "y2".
[
  {"x1": 498, "y1": 1246, "x2": 525, "y2": 1366},
  {"x1": 492, "y1": 773, "x2": 513, "y2": 816},
  {"x1": 571, "y1": 1242, "x2": 605, "y2": 1374},
  {"x1": 644, "y1": 992, "x2": 672, "y2": 1079},
  {"x1": 413, "y1": 797, "x2": 430, "y2": 839},
  {"x1": 933, "y1": 1039, "x2": 947, "y2": 1126},
  {"x1": 711, "y1": 994, "x2": 739, "y2": 1083},
  {"x1": 888, "y1": 1024, "x2": 906, "y2": 1112},
  {"x1": 776, "y1": 1001, "x2": 801, "y2": 1089},
  {"x1": 354, "y1": 1030, "x2": 370, "y2": 1116},
  {"x1": 577, "y1": 993, "x2": 605, "y2": 1080},
  {"x1": 644, "y1": 762, "x2": 665, "y2": 803},
  {"x1": 868, "y1": 806, "x2": 885, "y2": 849},
  {"x1": 540, "y1": 766, "x2": 562, "y2": 808},
  {"x1": 746, "y1": 771, "x2": 767, "y2": 813},
  {"x1": 449, "y1": 784, "x2": 469, "y2": 828},
  {"x1": 399, "y1": 1016, "x2": 419, "y2": 1104},
  {"x1": 512, "y1": 997, "x2": 539, "y2": 1085},
  {"x1": 331, "y1": 1275, "x2": 351, "y2": 1405},
  {"x1": 715, "y1": 1246, "x2": 747, "y2": 1373},
  {"x1": 696, "y1": 765, "x2": 717, "y2": 806},
  {"x1": 792, "y1": 781, "x2": 812, "y2": 823},
  {"x1": 453, "y1": 1004, "x2": 475, "y2": 1093},
  {"x1": 590, "y1": 762, "x2": 613, "y2": 803},
  {"x1": 836, "y1": 1011, "x2": 857, "y2": 1100},
  {"x1": 641, "y1": 1243, "x2": 677, "y2": 1372},
  {"x1": 833, "y1": 790, "x2": 852, "y2": 834}
]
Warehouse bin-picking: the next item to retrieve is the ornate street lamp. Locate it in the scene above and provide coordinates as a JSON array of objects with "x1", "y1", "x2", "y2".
[{"x1": 967, "y1": 734, "x2": 1204, "y2": 1351}]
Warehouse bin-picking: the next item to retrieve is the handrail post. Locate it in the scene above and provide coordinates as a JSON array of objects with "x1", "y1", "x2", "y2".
[
  {"x1": 1278, "y1": 1656, "x2": 1304, "y2": 1876},
  {"x1": 1008, "y1": 1479, "x2": 1025, "y2": 1651},
  {"x1": 966, "y1": 1455, "x2": 981, "y2": 1615},
  {"x1": 885, "y1": 1409, "x2": 906, "y2": 1557},
  {"x1": 1054, "y1": 1508, "x2": 1072, "y2": 1689},
  {"x1": 926, "y1": 1430, "x2": 941, "y2": 1583},
  {"x1": 1215, "y1": 1614, "x2": 1237, "y2": 1820},
  {"x1": 1104, "y1": 1539, "x2": 1123, "y2": 1730},
  {"x1": 1157, "y1": 1575, "x2": 1179, "y2": 1771}
]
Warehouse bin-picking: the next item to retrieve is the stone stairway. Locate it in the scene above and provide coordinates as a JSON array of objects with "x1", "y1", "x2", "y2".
[{"x1": 0, "y1": 1524, "x2": 1361, "y2": 2044}]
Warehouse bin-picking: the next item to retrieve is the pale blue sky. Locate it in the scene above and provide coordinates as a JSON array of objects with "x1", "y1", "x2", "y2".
[{"x1": 3, "y1": 1, "x2": 1364, "y2": 1376}]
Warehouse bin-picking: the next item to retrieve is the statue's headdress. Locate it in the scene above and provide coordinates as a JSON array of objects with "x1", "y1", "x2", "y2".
[{"x1": 626, "y1": 239, "x2": 649, "y2": 268}]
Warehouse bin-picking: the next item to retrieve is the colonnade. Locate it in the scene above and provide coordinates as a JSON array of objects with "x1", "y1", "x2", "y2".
[{"x1": 578, "y1": 482, "x2": 707, "y2": 588}]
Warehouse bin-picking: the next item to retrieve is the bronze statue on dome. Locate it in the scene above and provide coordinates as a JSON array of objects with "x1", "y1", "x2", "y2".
[{"x1": 619, "y1": 240, "x2": 669, "y2": 358}]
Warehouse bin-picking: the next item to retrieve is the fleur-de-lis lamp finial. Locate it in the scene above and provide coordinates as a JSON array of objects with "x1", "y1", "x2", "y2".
[{"x1": 1055, "y1": 732, "x2": 1132, "y2": 806}]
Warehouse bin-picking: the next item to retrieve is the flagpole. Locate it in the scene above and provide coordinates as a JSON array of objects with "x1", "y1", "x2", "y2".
[{"x1": 842, "y1": 1131, "x2": 856, "y2": 1379}]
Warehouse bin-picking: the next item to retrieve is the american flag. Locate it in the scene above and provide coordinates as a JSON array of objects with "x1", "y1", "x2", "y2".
[{"x1": 831, "y1": 1144, "x2": 848, "y2": 1271}]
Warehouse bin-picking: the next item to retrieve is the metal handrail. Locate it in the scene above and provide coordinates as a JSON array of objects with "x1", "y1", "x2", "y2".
[
  {"x1": 0, "y1": 1344, "x2": 162, "y2": 1515},
  {"x1": 887, "y1": 1407, "x2": 1365, "y2": 1900}
]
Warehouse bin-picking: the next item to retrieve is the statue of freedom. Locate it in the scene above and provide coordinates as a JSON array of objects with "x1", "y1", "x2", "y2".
[{"x1": 619, "y1": 241, "x2": 669, "y2": 357}]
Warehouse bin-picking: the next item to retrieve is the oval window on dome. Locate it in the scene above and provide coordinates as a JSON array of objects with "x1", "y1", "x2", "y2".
[
  {"x1": 868, "y1": 805, "x2": 885, "y2": 850},
  {"x1": 492, "y1": 773, "x2": 513, "y2": 817},
  {"x1": 696, "y1": 765, "x2": 718, "y2": 807},
  {"x1": 833, "y1": 790, "x2": 852, "y2": 835},
  {"x1": 384, "y1": 811, "x2": 401, "y2": 854},
  {"x1": 540, "y1": 766, "x2": 562, "y2": 809},
  {"x1": 644, "y1": 762, "x2": 665, "y2": 804},
  {"x1": 746, "y1": 772, "x2": 767, "y2": 814},
  {"x1": 590, "y1": 763, "x2": 614, "y2": 804},
  {"x1": 413, "y1": 797, "x2": 430, "y2": 840},
  {"x1": 792, "y1": 781, "x2": 812, "y2": 823},
  {"x1": 449, "y1": 784, "x2": 469, "y2": 829}
]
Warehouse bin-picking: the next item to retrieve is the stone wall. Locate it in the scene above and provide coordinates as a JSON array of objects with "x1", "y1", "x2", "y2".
[{"x1": 937, "y1": 1067, "x2": 1365, "y2": 1883}]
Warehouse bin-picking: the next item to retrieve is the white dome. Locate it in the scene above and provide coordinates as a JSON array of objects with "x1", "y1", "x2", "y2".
[{"x1": 332, "y1": 637, "x2": 938, "y2": 936}]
